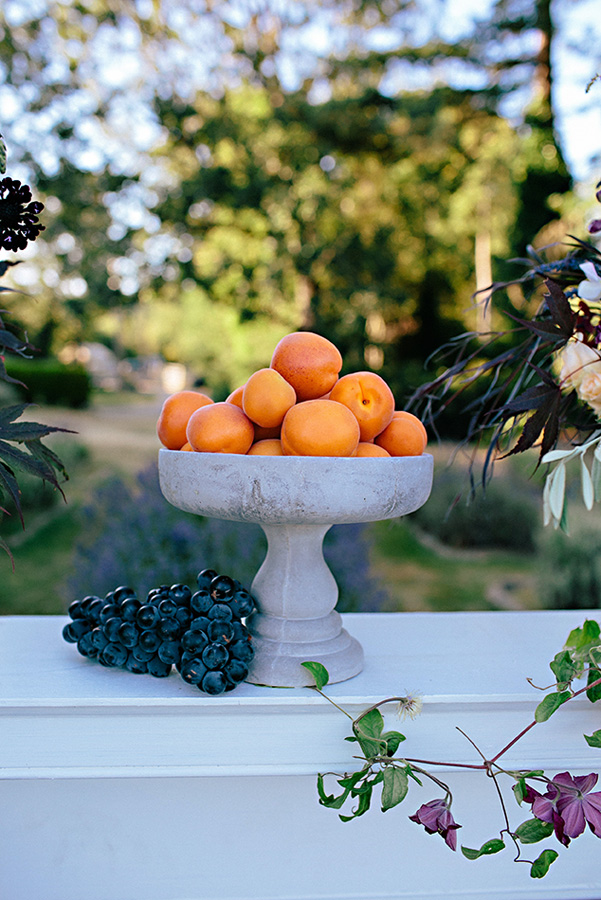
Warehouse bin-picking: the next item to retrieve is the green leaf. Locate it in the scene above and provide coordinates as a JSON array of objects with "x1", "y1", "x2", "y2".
[
  {"x1": 381, "y1": 730, "x2": 405, "y2": 756},
  {"x1": 301, "y1": 661, "x2": 329, "y2": 690},
  {"x1": 549, "y1": 650, "x2": 578, "y2": 690},
  {"x1": 565, "y1": 620, "x2": 601, "y2": 652},
  {"x1": 461, "y1": 839, "x2": 505, "y2": 860},
  {"x1": 530, "y1": 848, "x2": 558, "y2": 879},
  {"x1": 581, "y1": 456, "x2": 595, "y2": 510},
  {"x1": 381, "y1": 766, "x2": 408, "y2": 811},
  {"x1": 534, "y1": 690, "x2": 571, "y2": 722},
  {"x1": 339, "y1": 785, "x2": 373, "y2": 821},
  {"x1": 353, "y1": 708, "x2": 386, "y2": 759},
  {"x1": 514, "y1": 819, "x2": 554, "y2": 844},
  {"x1": 584, "y1": 729, "x2": 601, "y2": 748},
  {"x1": 317, "y1": 769, "x2": 365, "y2": 810},
  {"x1": 586, "y1": 667, "x2": 601, "y2": 703}
]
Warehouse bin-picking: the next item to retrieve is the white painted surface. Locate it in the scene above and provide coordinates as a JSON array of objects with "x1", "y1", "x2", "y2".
[{"x1": 1, "y1": 611, "x2": 600, "y2": 900}]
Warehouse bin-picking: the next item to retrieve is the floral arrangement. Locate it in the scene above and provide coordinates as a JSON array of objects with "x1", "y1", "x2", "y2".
[
  {"x1": 301, "y1": 177, "x2": 601, "y2": 879},
  {"x1": 0, "y1": 134, "x2": 68, "y2": 562},
  {"x1": 409, "y1": 179, "x2": 601, "y2": 531}
]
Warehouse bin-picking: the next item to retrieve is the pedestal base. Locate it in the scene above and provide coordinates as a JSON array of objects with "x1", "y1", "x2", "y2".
[{"x1": 246, "y1": 628, "x2": 364, "y2": 687}]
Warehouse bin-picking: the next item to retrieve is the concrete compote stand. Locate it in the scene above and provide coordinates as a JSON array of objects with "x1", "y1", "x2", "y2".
[{"x1": 158, "y1": 449, "x2": 433, "y2": 687}]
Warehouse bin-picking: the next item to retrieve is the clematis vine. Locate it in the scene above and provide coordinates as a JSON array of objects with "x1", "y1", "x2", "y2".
[{"x1": 522, "y1": 772, "x2": 601, "y2": 846}]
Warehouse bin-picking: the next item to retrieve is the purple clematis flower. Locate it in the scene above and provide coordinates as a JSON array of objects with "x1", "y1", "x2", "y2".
[
  {"x1": 409, "y1": 798, "x2": 461, "y2": 850},
  {"x1": 529, "y1": 773, "x2": 601, "y2": 845}
]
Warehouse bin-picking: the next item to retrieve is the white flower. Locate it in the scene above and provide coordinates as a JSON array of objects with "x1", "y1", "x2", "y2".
[
  {"x1": 396, "y1": 692, "x2": 423, "y2": 721},
  {"x1": 577, "y1": 262, "x2": 601, "y2": 302},
  {"x1": 558, "y1": 334, "x2": 601, "y2": 391}
]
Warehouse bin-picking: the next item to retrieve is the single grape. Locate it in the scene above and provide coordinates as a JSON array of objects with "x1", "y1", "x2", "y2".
[
  {"x1": 229, "y1": 640, "x2": 254, "y2": 662},
  {"x1": 207, "y1": 603, "x2": 233, "y2": 623},
  {"x1": 76, "y1": 632, "x2": 98, "y2": 658},
  {"x1": 100, "y1": 642, "x2": 128, "y2": 667},
  {"x1": 62, "y1": 620, "x2": 90, "y2": 643},
  {"x1": 68, "y1": 600, "x2": 86, "y2": 620},
  {"x1": 117, "y1": 621, "x2": 139, "y2": 649},
  {"x1": 170, "y1": 584, "x2": 192, "y2": 606},
  {"x1": 201, "y1": 642, "x2": 229, "y2": 670},
  {"x1": 196, "y1": 568, "x2": 218, "y2": 590},
  {"x1": 180, "y1": 658, "x2": 208, "y2": 685},
  {"x1": 175, "y1": 606, "x2": 191, "y2": 629},
  {"x1": 113, "y1": 586, "x2": 137, "y2": 604},
  {"x1": 182, "y1": 629, "x2": 209, "y2": 654},
  {"x1": 230, "y1": 590, "x2": 255, "y2": 619},
  {"x1": 125, "y1": 654, "x2": 148, "y2": 674},
  {"x1": 131, "y1": 644, "x2": 156, "y2": 662},
  {"x1": 158, "y1": 640, "x2": 182, "y2": 665},
  {"x1": 138, "y1": 630, "x2": 162, "y2": 652},
  {"x1": 157, "y1": 616, "x2": 181, "y2": 640},
  {"x1": 99, "y1": 603, "x2": 120, "y2": 625},
  {"x1": 201, "y1": 670, "x2": 227, "y2": 694},
  {"x1": 224, "y1": 659, "x2": 249, "y2": 685},
  {"x1": 91, "y1": 627, "x2": 110, "y2": 650},
  {"x1": 103, "y1": 616, "x2": 124, "y2": 643},
  {"x1": 120, "y1": 597, "x2": 141, "y2": 622},
  {"x1": 210, "y1": 574, "x2": 236, "y2": 601},
  {"x1": 190, "y1": 589, "x2": 212, "y2": 615},
  {"x1": 188, "y1": 616, "x2": 211, "y2": 633},
  {"x1": 147, "y1": 657, "x2": 172, "y2": 678},
  {"x1": 158, "y1": 597, "x2": 178, "y2": 618},
  {"x1": 136, "y1": 604, "x2": 161, "y2": 630},
  {"x1": 207, "y1": 620, "x2": 234, "y2": 644}
]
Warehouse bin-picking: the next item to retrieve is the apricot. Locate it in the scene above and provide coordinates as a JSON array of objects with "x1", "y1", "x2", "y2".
[
  {"x1": 354, "y1": 442, "x2": 391, "y2": 457},
  {"x1": 186, "y1": 402, "x2": 255, "y2": 454},
  {"x1": 271, "y1": 331, "x2": 342, "y2": 402},
  {"x1": 225, "y1": 384, "x2": 245, "y2": 409},
  {"x1": 374, "y1": 411, "x2": 427, "y2": 457},
  {"x1": 180, "y1": 441, "x2": 194, "y2": 451},
  {"x1": 329, "y1": 371, "x2": 395, "y2": 442},
  {"x1": 281, "y1": 399, "x2": 360, "y2": 457},
  {"x1": 157, "y1": 390, "x2": 214, "y2": 450},
  {"x1": 247, "y1": 439, "x2": 284, "y2": 456},
  {"x1": 242, "y1": 367, "x2": 296, "y2": 428}
]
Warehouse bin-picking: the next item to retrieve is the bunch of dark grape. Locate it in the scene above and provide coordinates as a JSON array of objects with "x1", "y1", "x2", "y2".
[{"x1": 62, "y1": 568, "x2": 256, "y2": 695}]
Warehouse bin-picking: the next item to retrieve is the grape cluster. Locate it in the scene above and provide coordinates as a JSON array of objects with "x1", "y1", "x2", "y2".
[{"x1": 62, "y1": 568, "x2": 256, "y2": 695}]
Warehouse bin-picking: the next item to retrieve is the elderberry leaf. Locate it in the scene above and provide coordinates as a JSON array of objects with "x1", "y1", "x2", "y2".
[
  {"x1": 381, "y1": 766, "x2": 408, "y2": 811},
  {"x1": 534, "y1": 690, "x2": 571, "y2": 722},
  {"x1": 586, "y1": 667, "x2": 601, "y2": 703},
  {"x1": 584, "y1": 729, "x2": 601, "y2": 748},
  {"x1": 530, "y1": 848, "x2": 558, "y2": 879},
  {"x1": 301, "y1": 660, "x2": 329, "y2": 690},
  {"x1": 461, "y1": 839, "x2": 505, "y2": 860},
  {"x1": 549, "y1": 651, "x2": 578, "y2": 690},
  {"x1": 381, "y1": 730, "x2": 406, "y2": 756},
  {"x1": 514, "y1": 819, "x2": 554, "y2": 844},
  {"x1": 353, "y1": 708, "x2": 386, "y2": 758}
]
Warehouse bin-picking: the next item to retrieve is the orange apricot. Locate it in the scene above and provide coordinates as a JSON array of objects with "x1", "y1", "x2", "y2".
[
  {"x1": 271, "y1": 331, "x2": 343, "y2": 402},
  {"x1": 242, "y1": 367, "x2": 296, "y2": 428},
  {"x1": 226, "y1": 384, "x2": 245, "y2": 409},
  {"x1": 374, "y1": 411, "x2": 427, "y2": 457},
  {"x1": 180, "y1": 441, "x2": 194, "y2": 451},
  {"x1": 354, "y1": 442, "x2": 391, "y2": 457},
  {"x1": 186, "y1": 402, "x2": 255, "y2": 454},
  {"x1": 157, "y1": 390, "x2": 214, "y2": 450},
  {"x1": 281, "y1": 399, "x2": 360, "y2": 457},
  {"x1": 247, "y1": 439, "x2": 284, "y2": 456},
  {"x1": 329, "y1": 371, "x2": 395, "y2": 441}
]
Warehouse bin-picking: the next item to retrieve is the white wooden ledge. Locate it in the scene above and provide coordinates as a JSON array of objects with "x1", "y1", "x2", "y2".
[{"x1": 1, "y1": 611, "x2": 600, "y2": 900}]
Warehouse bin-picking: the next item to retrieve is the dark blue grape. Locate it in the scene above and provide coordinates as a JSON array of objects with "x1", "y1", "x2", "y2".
[
  {"x1": 224, "y1": 659, "x2": 249, "y2": 685},
  {"x1": 100, "y1": 642, "x2": 128, "y2": 667},
  {"x1": 86, "y1": 598, "x2": 106, "y2": 624},
  {"x1": 136, "y1": 604, "x2": 161, "y2": 630},
  {"x1": 196, "y1": 568, "x2": 218, "y2": 590},
  {"x1": 99, "y1": 603, "x2": 120, "y2": 624},
  {"x1": 158, "y1": 641, "x2": 182, "y2": 665},
  {"x1": 188, "y1": 616, "x2": 211, "y2": 633},
  {"x1": 190, "y1": 590, "x2": 212, "y2": 615},
  {"x1": 120, "y1": 597, "x2": 141, "y2": 622},
  {"x1": 117, "y1": 621, "x2": 139, "y2": 649},
  {"x1": 201, "y1": 642, "x2": 229, "y2": 670},
  {"x1": 230, "y1": 640, "x2": 254, "y2": 662},
  {"x1": 207, "y1": 620, "x2": 234, "y2": 644},
  {"x1": 157, "y1": 617, "x2": 180, "y2": 640},
  {"x1": 210, "y1": 575, "x2": 236, "y2": 600},
  {"x1": 208, "y1": 603, "x2": 233, "y2": 623},
  {"x1": 230, "y1": 590, "x2": 255, "y2": 619},
  {"x1": 158, "y1": 597, "x2": 178, "y2": 618},
  {"x1": 180, "y1": 658, "x2": 208, "y2": 685},
  {"x1": 182, "y1": 629, "x2": 209, "y2": 653},
  {"x1": 63, "y1": 620, "x2": 90, "y2": 643},
  {"x1": 147, "y1": 657, "x2": 172, "y2": 678},
  {"x1": 170, "y1": 584, "x2": 192, "y2": 606},
  {"x1": 68, "y1": 600, "x2": 86, "y2": 620},
  {"x1": 175, "y1": 606, "x2": 191, "y2": 629},
  {"x1": 125, "y1": 654, "x2": 148, "y2": 674},
  {"x1": 113, "y1": 586, "x2": 137, "y2": 603},
  {"x1": 139, "y1": 630, "x2": 162, "y2": 652},
  {"x1": 232, "y1": 621, "x2": 250, "y2": 641},
  {"x1": 131, "y1": 644, "x2": 156, "y2": 662},
  {"x1": 91, "y1": 627, "x2": 110, "y2": 650},
  {"x1": 201, "y1": 671, "x2": 227, "y2": 694},
  {"x1": 76, "y1": 632, "x2": 98, "y2": 658},
  {"x1": 103, "y1": 616, "x2": 123, "y2": 643}
]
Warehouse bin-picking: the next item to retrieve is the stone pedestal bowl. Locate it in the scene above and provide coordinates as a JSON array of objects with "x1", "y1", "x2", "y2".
[{"x1": 159, "y1": 449, "x2": 433, "y2": 687}]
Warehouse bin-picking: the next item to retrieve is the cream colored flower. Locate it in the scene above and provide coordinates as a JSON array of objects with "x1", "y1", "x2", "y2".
[
  {"x1": 396, "y1": 692, "x2": 423, "y2": 721},
  {"x1": 577, "y1": 371, "x2": 601, "y2": 416},
  {"x1": 558, "y1": 335, "x2": 601, "y2": 391},
  {"x1": 577, "y1": 262, "x2": 601, "y2": 302}
]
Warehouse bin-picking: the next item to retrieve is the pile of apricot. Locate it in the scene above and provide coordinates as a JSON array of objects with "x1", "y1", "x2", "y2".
[{"x1": 157, "y1": 331, "x2": 427, "y2": 458}]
